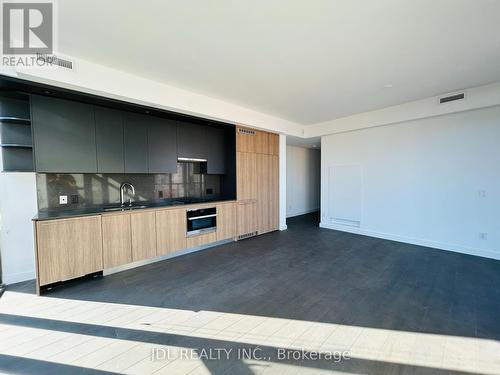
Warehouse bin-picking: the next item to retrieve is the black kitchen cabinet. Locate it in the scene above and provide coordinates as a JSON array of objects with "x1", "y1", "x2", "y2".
[
  {"x1": 177, "y1": 123, "x2": 207, "y2": 160},
  {"x1": 32, "y1": 95, "x2": 97, "y2": 173},
  {"x1": 206, "y1": 127, "x2": 226, "y2": 174},
  {"x1": 95, "y1": 107, "x2": 124, "y2": 173},
  {"x1": 123, "y1": 112, "x2": 149, "y2": 173},
  {"x1": 148, "y1": 117, "x2": 177, "y2": 173}
]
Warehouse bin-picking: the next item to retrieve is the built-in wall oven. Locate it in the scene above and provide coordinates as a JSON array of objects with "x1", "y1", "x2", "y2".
[{"x1": 186, "y1": 207, "x2": 217, "y2": 236}]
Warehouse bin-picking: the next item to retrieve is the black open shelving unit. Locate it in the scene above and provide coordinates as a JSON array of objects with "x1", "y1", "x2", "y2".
[{"x1": 0, "y1": 92, "x2": 34, "y2": 172}]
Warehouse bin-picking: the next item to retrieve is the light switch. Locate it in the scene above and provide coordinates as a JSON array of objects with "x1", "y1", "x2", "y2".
[{"x1": 59, "y1": 195, "x2": 68, "y2": 205}]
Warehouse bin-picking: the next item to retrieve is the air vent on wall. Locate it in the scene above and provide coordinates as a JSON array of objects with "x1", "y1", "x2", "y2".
[
  {"x1": 238, "y1": 128, "x2": 256, "y2": 136},
  {"x1": 36, "y1": 53, "x2": 74, "y2": 69},
  {"x1": 439, "y1": 93, "x2": 465, "y2": 104}
]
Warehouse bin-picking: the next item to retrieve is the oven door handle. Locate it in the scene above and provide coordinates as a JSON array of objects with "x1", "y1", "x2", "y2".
[{"x1": 187, "y1": 214, "x2": 217, "y2": 220}]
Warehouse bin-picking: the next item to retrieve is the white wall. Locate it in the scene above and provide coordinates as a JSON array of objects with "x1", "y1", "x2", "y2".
[
  {"x1": 0, "y1": 172, "x2": 38, "y2": 284},
  {"x1": 306, "y1": 81, "x2": 500, "y2": 137},
  {"x1": 286, "y1": 146, "x2": 320, "y2": 218},
  {"x1": 320, "y1": 105, "x2": 500, "y2": 260}
]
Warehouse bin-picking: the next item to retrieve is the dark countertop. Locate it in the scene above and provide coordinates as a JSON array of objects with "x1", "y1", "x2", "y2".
[{"x1": 33, "y1": 198, "x2": 235, "y2": 221}]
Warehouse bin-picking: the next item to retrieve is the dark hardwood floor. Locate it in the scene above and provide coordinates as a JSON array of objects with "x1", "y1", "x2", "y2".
[{"x1": 8, "y1": 212, "x2": 500, "y2": 342}]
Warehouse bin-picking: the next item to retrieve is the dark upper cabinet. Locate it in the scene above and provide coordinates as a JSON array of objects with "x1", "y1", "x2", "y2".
[
  {"x1": 95, "y1": 107, "x2": 124, "y2": 173},
  {"x1": 31, "y1": 95, "x2": 97, "y2": 173},
  {"x1": 206, "y1": 127, "x2": 226, "y2": 174},
  {"x1": 177, "y1": 123, "x2": 207, "y2": 160},
  {"x1": 148, "y1": 117, "x2": 177, "y2": 173},
  {"x1": 123, "y1": 112, "x2": 149, "y2": 173}
]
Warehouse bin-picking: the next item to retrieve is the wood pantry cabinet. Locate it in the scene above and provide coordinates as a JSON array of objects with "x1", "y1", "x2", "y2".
[{"x1": 235, "y1": 126, "x2": 279, "y2": 237}]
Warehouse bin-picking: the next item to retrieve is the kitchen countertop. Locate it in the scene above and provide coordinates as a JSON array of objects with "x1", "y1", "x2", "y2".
[{"x1": 33, "y1": 198, "x2": 236, "y2": 221}]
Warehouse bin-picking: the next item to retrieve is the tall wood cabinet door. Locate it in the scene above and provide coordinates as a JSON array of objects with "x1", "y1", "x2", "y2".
[
  {"x1": 131, "y1": 211, "x2": 157, "y2": 261},
  {"x1": 36, "y1": 216, "x2": 103, "y2": 286},
  {"x1": 270, "y1": 155, "x2": 279, "y2": 230},
  {"x1": 102, "y1": 214, "x2": 132, "y2": 268},
  {"x1": 237, "y1": 152, "x2": 257, "y2": 200},
  {"x1": 237, "y1": 201, "x2": 257, "y2": 237},
  {"x1": 255, "y1": 131, "x2": 269, "y2": 154},
  {"x1": 256, "y1": 154, "x2": 270, "y2": 234},
  {"x1": 216, "y1": 203, "x2": 236, "y2": 241},
  {"x1": 269, "y1": 133, "x2": 279, "y2": 155},
  {"x1": 236, "y1": 126, "x2": 256, "y2": 153},
  {"x1": 156, "y1": 208, "x2": 187, "y2": 255}
]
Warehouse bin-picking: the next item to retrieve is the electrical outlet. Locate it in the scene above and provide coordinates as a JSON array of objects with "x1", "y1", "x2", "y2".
[
  {"x1": 479, "y1": 232, "x2": 488, "y2": 240},
  {"x1": 70, "y1": 195, "x2": 79, "y2": 204},
  {"x1": 59, "y1": 195, "x2": 68, "y2": 205}
]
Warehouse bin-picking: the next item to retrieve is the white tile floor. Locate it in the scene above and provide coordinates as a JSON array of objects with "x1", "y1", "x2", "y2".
[{"x1": 1, "y1": 290, "x2": 499, "y2": 374}]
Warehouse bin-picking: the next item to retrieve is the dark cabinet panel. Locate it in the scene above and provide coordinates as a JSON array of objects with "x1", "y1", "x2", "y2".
[
  {"x1": 177, "y1": 123, "x2": 207, "y2": 160},
  {"x1": 95, "y1": 107, "x2": 124, "y2": 173},
  {"x1": 148, "y1": 118, "x2": 177, "y2": 173},
  {"x1": 32, "y1": 95, "x2": 97, "y2": 173},
  {"x1": 206, "y1": 127, "x2": 226, "y2": 174},
  {"x1": 123, "y1": 112, "x2": 149, "y2": 173}
]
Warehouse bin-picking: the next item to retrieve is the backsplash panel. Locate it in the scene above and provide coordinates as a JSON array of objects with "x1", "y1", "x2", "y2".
[{"x1": 36, "y1": 162, "x2": 222, "y2": 211}]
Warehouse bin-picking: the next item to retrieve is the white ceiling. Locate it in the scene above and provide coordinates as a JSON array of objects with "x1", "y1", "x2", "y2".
[{"x1": 58, "y1": 0, "x2": 500, "y2": 125}]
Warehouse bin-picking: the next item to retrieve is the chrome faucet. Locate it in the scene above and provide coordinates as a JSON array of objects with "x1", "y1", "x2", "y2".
[{"x1": 120, "y1": 182, "x2": 135, "y2": 207}]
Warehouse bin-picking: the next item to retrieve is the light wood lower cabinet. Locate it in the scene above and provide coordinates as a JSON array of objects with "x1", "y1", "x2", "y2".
[
  {"x1": 102, "y1": 214, "x2": 132, "y2": 268},
  {"x1": 156, "y1": 208, "x2": 187, "y2": 255},
  {"x1": 131, "y1": 211, "x2": 156, "y2": 261},
  {"x1": 237, "y1": 200, "x2": 257, "y2": 237},
  {"x1": 187, "y1": 231, "x2": 217, "y2": 248},
  {"x1": 36, "y1": 216, "x2": 103, "y2": 287},
  {"x1": 216, "y1": 203, "x2": 236, "y2": 241},
  {"x1": 35, "y1": 201, "x2": 240, "y2": 292}
]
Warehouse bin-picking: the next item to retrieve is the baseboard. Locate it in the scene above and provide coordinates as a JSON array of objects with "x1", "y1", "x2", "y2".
[
  {"x1": 104, "y1": 238, "x2": 233, "y2": 276},
  {"x1": 319, "y1": 222, "x2": 500, "y2": 261},
  {"x1": 3, "y1": 270, "x2": 36, "y2": 285},
  {"x1": 286, "y1": 208, "x2": 320, "y2": 218}
]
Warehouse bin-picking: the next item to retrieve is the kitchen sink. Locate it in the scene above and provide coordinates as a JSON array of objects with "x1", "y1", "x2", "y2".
[{"x1": 103, "y1": 205, "x2": 148, "y2": 212}]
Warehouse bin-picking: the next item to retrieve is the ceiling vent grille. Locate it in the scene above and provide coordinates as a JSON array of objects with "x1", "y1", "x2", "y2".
[
  {"x1": 238, "y1": 128, "x2": 256, "y2": 136},
  {"x1": 439, "y1": 93, "x2": 465, "y2": 104},
  {"x1": 36, "y1": 53, "x2": 74, "y2": 69}
]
